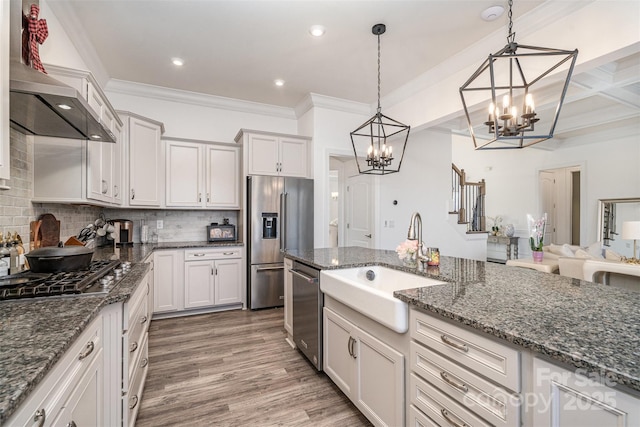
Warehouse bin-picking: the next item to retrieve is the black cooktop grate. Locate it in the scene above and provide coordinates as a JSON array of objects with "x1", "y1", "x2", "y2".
[{"x1": 0, "y1": 260, "x2": 121, "y2": 301}]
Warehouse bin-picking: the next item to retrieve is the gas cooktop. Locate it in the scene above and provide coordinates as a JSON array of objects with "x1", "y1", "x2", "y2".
[{"x1": 0, "y1": 260, "x2": 131, "y2": 301}]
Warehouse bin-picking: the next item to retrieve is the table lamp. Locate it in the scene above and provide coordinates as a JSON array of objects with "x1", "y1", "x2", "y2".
[{"x1": 621, "y1": 220, "x2": 640, "y2": 262}]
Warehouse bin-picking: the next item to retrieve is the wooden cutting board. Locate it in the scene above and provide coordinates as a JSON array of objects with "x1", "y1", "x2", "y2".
[
  {"x1": 30, "y1": 220, "x2": 42, "y2": 250},
  {"x1": 38, "y1": 213, "x2": 61, "y2": 247}
]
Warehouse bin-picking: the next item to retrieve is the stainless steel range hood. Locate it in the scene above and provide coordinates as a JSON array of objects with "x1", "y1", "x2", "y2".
[{"x1": 9, "y1": 0, "x2": 115, "y2": 143}]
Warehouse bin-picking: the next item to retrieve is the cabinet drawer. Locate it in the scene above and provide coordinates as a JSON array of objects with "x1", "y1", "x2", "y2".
[
  {"x1": 411, "y1": 309, "x2": 520, "y2": 392},
  {"x1": 408, "y1": 405, "x2": 439, "y2": 427},
  {"x1": 125, "y1": 295, "x2": 149, "y2": 381},
  {"x1": 411, "y1": 341, "x2": 520, "y2": 426},
  {"x1": 124, "y1": 275, "x2": 149, "y2": 332},
  {"x1": 185, "y1": 248, "x2": 241, "y2": 261},
  {"x1": 410, "y1": 373, "x2": 492, "y2": 427},
  {"x1": 125, "y1": 333, "x2": 149, "y2": 427}
]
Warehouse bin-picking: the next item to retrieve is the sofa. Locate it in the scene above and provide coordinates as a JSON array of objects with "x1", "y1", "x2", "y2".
[{"x1": 543, "y1": 243, "x2": 640, "y2": 290}]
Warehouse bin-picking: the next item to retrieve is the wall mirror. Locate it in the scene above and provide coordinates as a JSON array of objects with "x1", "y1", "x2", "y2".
[{"x1": 598, "y1": 198, "x2": 640, "y2": 258}]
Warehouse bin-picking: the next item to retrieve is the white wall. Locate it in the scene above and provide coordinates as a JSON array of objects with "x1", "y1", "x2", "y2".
[
  {"x1": 39, "y1": 0, "x2": 88, "y2": 71},
  {"x1": 452, "y1": 134, "x2": 640, "y2": 255},
  {"x1": 105, "y1": 89, "x2": 298, "y2": 143},
  {"x1": 376, "y1": 128, "x2": 486, "y2": 260}
]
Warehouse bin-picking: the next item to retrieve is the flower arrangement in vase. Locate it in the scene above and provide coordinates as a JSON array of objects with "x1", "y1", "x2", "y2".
[
  {"x1": 396, "y1": 239, "x2": 419, "y2": 267},
  {"x1": 527, "y1": 213, "x2": 547, "y2": 262},
  {"x1": 487, "y1": 215, "x2": 503, "y2": 235}
]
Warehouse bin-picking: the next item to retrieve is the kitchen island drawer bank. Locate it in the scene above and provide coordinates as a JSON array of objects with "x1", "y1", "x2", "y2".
[{"x1": 284, "y1": 247, "x2": 640, "y2": 426}]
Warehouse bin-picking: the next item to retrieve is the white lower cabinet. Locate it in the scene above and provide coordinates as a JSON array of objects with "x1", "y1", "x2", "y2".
[
  {"x1": 6, "y1": 313, "x2": 105, "y2": 427},
  {"x1": 121, "y1": 268, "x2": 151, "y2": 427},
  {"x1": 153, "y1": 249, "x2": 184, "y2": 313},
  {"x1": 324, "y1": 307, "x2": 404, "y2": 427},
  {"x1": 532, "y1": 358, "x2": 640, "y2": 427},
  {"x1": 409, "y1": 308, "x2": 521, "y2": 427},
  {"x1": 283, "y1": 257, "x2": 294, "y2": 346},
  {"x1": 155, "y1": 248, "x2": 242, "y2": 316}
]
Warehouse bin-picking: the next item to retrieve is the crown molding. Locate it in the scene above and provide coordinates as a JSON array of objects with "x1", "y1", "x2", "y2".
[
  {"x1": 106, "y1": 79, "x2": 297, "y2": 119},
  {"x1": 294, "y1": 93, "x2": 371, "y2": 118}
]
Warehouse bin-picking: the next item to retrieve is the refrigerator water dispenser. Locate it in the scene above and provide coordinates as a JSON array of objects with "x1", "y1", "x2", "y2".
[{"x1": 262, "y1": 213, "x2": 278, "y2": 239}]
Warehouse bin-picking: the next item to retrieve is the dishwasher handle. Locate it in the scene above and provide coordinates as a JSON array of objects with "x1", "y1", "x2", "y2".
[{"x1": 290, "y1": 269, "x2": 318, "y2": 284}]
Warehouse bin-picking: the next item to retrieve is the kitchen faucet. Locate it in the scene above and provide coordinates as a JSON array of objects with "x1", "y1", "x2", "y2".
[{"x1": 407, "y1": 212, "x2": 428, "y2": 270}]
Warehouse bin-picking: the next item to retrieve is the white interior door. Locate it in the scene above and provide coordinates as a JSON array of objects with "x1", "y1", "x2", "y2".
[
  {"x1": 539, "y1": 170, "x2": 556, "y2": 245},
  {"x1": 346, "y1": 172, "x2": 373, "y2": 248}
]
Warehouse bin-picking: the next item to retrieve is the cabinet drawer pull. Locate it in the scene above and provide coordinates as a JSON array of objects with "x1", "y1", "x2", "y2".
[
  {"x1": 440, "y1": 334, "x2": 469, "y2": 352},
  {"x1": 131, "y1": 188, "x2": 135, "y2": 200},
  {"x1": 223, "y1": 252, "x2": 234, "y2": 256},
  {"x1": 198, "y1": 193, "x2": 202, "y2": 202},
  {"x1": 441, "y1": 408, "x2": 468, "y2": 427},
  {"x1": 140, "y1": 357, "x2": 149, "y2": 368},
  {"x1": 114, "y1": 184, "x2": 119, "y2": 197},
  {"x1": 440, "y1": 371, "x2": 469, "y2": 393},
  {"x1": 140, "y1": 315, "x2": 148, "y2": 324},
  {"x1": 78, "y1": 341, "x2": 95, "y2": 360},
  {"x1": 129, "y1": 395, "x2": 139, "y2": 410},
  {"x1": 66, "y1": 421, "x2": 77, "y2": 427},
  {"x1": 347, "y1": 336, "x2": 353, "y2": 357},
  {"x1": 193, "y1": 253, "x2": 206, "y2": 257},
  {"x1": 101, "y1": 179, "x2": 108, "y2": 194},
  {"x1": 130, "y1": 341, "x2": 138, "y2": 353},
  {"x1": 207, "y1": 193, "x2": 210, "y2": 202},
  {"x1": 34, "y1": 408, "x2": 46, "y2": 427}
]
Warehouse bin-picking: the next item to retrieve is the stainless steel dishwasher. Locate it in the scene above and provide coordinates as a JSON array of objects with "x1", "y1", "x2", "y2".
[{"x1": 291, "y1": 261, "x2": 323, "y2": 371}]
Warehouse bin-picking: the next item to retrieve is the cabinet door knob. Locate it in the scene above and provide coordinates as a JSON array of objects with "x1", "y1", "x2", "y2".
[
  {"x1": 78, "y1": 341, "x2": 95, "y2": 360},
  {"x1": 131, "y1": 188, "x2": 135, "y2": 200},
  {"x1": 140, "y1": 315, "x2": 148, "y2": 324},
  {"x1": 129, "y1": 395, "x2": 139, "y2": 410},
  {"x1": 34, "y1": 408, "x2": 46, "y2": 427},
  {"x1": 198, "y1": 193, "x2": 202, "y2": 202},
  {"x1": 66, "y1": 421, "x2": 78, "y2": 427}
]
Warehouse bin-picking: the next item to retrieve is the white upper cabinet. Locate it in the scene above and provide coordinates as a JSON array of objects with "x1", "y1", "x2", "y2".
[
  {"x1": 165, "y1": 138, "x2": 240, "y2": 209},
  {"x1": 236, "y1": 129, "x2": 311, "y2": 178},
  {"x1": 119, "y1": 112, "x2": 165, "y2": 207},
  {"x1": 33, "y1": 65, "x2": 123, "y2": 206}
]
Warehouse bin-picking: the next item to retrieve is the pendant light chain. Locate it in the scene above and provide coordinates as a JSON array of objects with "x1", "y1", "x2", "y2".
[
  {"x1": 377, "y1": 31, "x2": 381, "y2": 114},
  {"x1": 507, "y1": 0, "x2": 515, "y2": 44}
]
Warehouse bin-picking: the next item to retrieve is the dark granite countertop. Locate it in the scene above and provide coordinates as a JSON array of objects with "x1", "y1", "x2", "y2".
[
  {"x1": 286, "y1": 247, "x2": 640, "y2": 393},
  {"x1": 0, "y1": 240, "x2": 244, "y2": 424}
]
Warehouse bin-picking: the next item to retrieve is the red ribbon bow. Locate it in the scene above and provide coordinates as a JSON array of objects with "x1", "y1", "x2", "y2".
[{"x1": 22, "y1": 4, "x2": 48, "y2": 73}]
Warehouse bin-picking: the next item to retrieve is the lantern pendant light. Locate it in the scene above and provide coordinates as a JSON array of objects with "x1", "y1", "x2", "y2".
[
  {"x1": 459, "y1": 0, "x2": 578, "y2": 150},
  {"x1": 350, "y1": 24, "x2": 410, "y2": 175}
]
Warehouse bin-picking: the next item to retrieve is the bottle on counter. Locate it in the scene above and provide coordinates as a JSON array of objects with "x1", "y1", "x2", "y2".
[{"x1": 8, "y1": 233, "x2": 20, "y2": 275}]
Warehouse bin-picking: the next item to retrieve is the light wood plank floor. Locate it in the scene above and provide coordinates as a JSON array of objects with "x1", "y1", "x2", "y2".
[{"x1": 136, "y1": 308, "x2": 372, "y2": 426}]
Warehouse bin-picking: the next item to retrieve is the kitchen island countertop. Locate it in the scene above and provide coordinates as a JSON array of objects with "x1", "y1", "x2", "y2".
[{"x1": 285, "y1": 247, "x2": 640, "y2": 393}]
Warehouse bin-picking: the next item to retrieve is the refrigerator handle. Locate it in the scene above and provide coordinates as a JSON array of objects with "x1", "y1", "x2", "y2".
[{"x1": 280, "y1": 192, "x2": 287, "y2": 252}]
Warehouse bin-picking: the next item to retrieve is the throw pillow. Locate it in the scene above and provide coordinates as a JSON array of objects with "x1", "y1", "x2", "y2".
[
  {"x1": 574, "y1": 249, "x2": 591, "y2": 259},
  {"x1": 586, "y1": 242, "x2": 604, "y2": 258},
  {"x1": 605, "y1": 249, "x2": 622, "y2": 261},
  {"x1": 549, "y1": 243, "x2": 575, "y2": 257}
]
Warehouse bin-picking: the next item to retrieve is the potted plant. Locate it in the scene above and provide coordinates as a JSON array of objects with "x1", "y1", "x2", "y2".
[{"x1": 527, "y1": 213, "x2": 547, "y2": 262}]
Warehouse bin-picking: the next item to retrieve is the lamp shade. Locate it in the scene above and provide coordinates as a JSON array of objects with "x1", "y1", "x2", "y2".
[{"x1": 621, "y1": 221, "x2": 640, "y2": 240}]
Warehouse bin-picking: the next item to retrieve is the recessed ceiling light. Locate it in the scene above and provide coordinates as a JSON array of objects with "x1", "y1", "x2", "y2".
[
  {"x1": 481, "y1": 5, "x2": 505, "y2": 21},
  {"x1": 172, "y1": 58, "x2": 184, "y2": 66},
  {"x1": 274, "y1": 79, "x2": 285, "y2": 87},
  {"x1": 57, "y1": 104, "x2": 72, "y2": 110},
  {"x1": 309, "y1": 25, "x2": 325, "y2": 37}
]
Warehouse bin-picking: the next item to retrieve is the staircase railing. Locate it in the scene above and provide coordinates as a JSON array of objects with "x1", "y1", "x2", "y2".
[{"x1": 451, "y1": 163, "x2": 486, "y2": 233}]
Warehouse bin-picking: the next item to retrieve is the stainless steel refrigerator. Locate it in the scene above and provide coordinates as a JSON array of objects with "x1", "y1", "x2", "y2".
[{"x1": 247, "y1": 175, "x2": 314, "y2": 309}]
